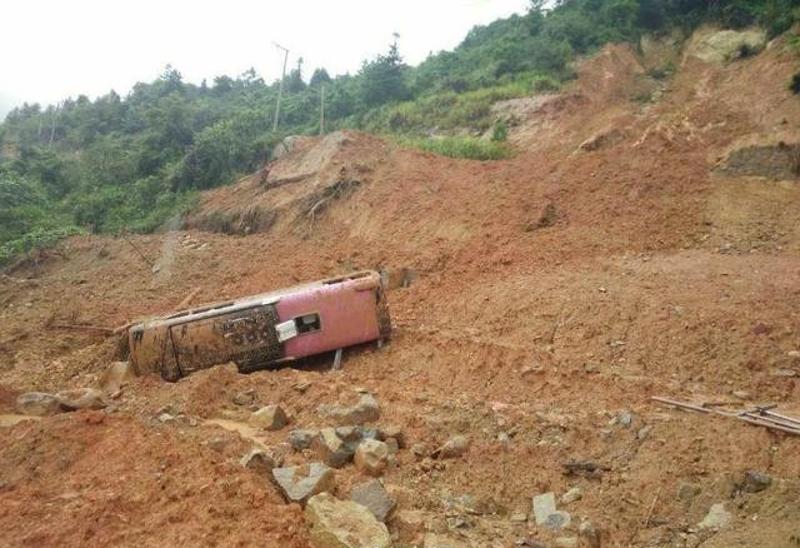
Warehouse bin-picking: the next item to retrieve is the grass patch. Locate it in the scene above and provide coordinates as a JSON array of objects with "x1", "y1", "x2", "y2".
[
  {"x1": 396, "y1": 136, "x2": 512, "y2": 161},
  {"x1": 0, "y1": 225, "x2": 84, "y2": 266}
]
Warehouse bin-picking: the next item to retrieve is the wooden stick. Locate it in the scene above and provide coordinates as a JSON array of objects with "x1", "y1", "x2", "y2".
[
  {"x1": 122, "y1": 234, "x2": 153, "y2": 268},
  {"x1": 643, "y1": 486, "x2": 662, "y2": 528},
  {"x1": 332, "y1": 348, "x2": 343, "y2": 371},
  {"x1": 176, "y1": 287, "x2": 202, "y2": 311}
]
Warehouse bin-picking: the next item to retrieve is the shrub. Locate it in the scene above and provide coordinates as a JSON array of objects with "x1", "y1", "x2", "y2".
[
  {"x1": 791, "y1": 73, "x2": 800, "y2": 95},
  {"x1": 491, "y1": 120, "x2": 509, "y2": 142},
  {"x1": 396, "y1": 136, "x2": 512, "y2": 161}
]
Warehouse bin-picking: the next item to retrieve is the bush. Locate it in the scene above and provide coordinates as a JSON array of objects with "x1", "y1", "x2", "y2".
[
  {"x1": 791, "y1": 73, "x2": 800, "y2": 95},
  {"x1": 491, "y1": 120, "x2": 508, "y2": 142},
  {"x1": 396, "y1": 136, "x2": 512, "y2": 161}
]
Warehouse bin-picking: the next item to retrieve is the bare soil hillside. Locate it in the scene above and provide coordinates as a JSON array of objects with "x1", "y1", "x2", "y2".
[{"x1": 1, "y1": 32, "x2": 799, "y2": 548}]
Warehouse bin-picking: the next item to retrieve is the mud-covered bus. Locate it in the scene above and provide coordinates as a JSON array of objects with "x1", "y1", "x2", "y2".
[{"x1": 128, "y1": 271, "x2": 391, "y2": 381}]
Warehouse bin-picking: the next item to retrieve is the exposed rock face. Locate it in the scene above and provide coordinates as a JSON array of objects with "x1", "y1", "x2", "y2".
[
  {"x1": 249, "y1": 405, "x2": 288, "y2": 431},
  {"x1": 350, "y1": 479, "x2": 395, "y2": 522},
  {"x1": 533, "y1": 492, "x2": 571, "y2": 531},
  {"x1": 716, "y1": 141, "x2": 800, "y2": 180},
  {"x1": 354, "y1": 439, "x2": 390, "y2": 477},
  {"x1": 55, "y1": 388, "x2": 107, "y2": 411},
  {"x1": 304, "y1": 492, "x2": 391, "y2": 548},
  {"x1": 317, "y1": 393, "x2": 380, "y2": 426},
  {"x1": 391, "y1": 510, "x2": 426, "y2": 544},
  {"x1": 579, "y1": 127, "x2": 626, "y2": 152},
  {"x1": 15, "y1": 392, "x2": 61, "y2": 416},
  {"x1": 272, "y1": 463, "x2": 335, "y2": 504},
  {"x1": 687, "y1": 27, "x2": 767, "y2": 65}
]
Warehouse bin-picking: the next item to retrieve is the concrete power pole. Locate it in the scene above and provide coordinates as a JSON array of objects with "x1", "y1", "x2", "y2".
[{"x1": 272, "y1": 42, "x2": 290, "y2": 132}]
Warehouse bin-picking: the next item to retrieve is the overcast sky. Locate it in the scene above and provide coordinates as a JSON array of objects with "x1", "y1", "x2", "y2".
[{"x1": 0, "y1": 0, "x2": 530, "y2": 118}]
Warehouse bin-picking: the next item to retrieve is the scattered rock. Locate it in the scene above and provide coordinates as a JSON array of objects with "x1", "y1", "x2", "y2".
[
  {"x1": 432, "y1": 435, "x2": 469, "y2": 459},
  {"x1": 350, "y1": 479, "x2": 395, "y2": 522},
  {"x1": 232, "y1": 390, "x2": 256, "y2": 406},
  {"x1": 616, "y1": 411, "x2": 634, "y2": 428},
  {"x1": 579, "y1": 520, "x2": 601, "y2": 548},
  {"x1": 272, "y1": 463, "x2": 336, "y2": 504},
  {"x1": 240, "y1": 448, "x2": 276, "y2": 474},
  {"x1": 741, "y1": 470, "x2": 772, "y2": 493},
  {"x1": 391, "y1": 509, "x2": 426, "y2": 544},
  {"x1": 384, "y1": 437, "x2": 399, "y2": 455},
  {"x1": 305, "y1": 492, "x2": 391, "y2": 548},
  {"x1": 56, "y1": 388, "x2": 107, "y2": 411},
  {"x1": 637, "y1": 425, "x2": 652, "y2": 440},
  {"x1": 732, "y1": 390, "x2": 751, "y2": 400},
  {"x1": 560, "y1": 487, "x2": 583, "y2": 505},
  {"x1": 317, "y1": 393, "x2": 381, "y2": 426},
  {"x1": 510, "y1": 511, "x2": 528, "y2": 523},
  {"x1": 15, "y1": 392, "x2": 61, "y2": 416},
  {"x1": 525, "y1": 202, "x2": 559, "y2": 231},
  {"x1": 697, "y1": 503, "x2": 732, "y2": 530},
  {"x1": 207, "y1": 437, "x2": 229, "y2": 452},
  {"x1": 289, "y1": 429, "x2": 319, "y2": 451},
  {"x1": 354, "y1": 439, "x2": 390, "y2": 476},
  {"x1": 533, "y1": 492, "x2": 571, "y2": 530},
  {"x1": 377, "y1": 424, "x2": 405, "y2": 448},
  {"x1": 677, "y1": 482, "x2": 702, "y2": 502},
  {"x1": 249, "y1": 404, "x2": 288, "y2": 431},
  {"x1": 411, "y1": 443, "x2": 430, "y2": 458},
  {"x1": 99, "y1": 361, "x2": 134, "y2": 394},
  {"x1": 313, "y1": 428, "x2": 356, "y2": 468},
  {"x1": 788, "y1": 351, "x2": 800, "y2": 359}
]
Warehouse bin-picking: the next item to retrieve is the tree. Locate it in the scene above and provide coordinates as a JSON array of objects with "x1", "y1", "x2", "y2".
[
  {"x1": 310, "y1": 68, "x2": 332, "y2": 87},
  {"x1": 286, "y1": 57, "x2": 306, "y2": 93},
  {"x1": 359, "y1": 35, "x2": 409, "y2": 107}
]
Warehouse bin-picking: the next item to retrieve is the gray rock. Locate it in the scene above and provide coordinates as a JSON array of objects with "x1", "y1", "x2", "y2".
[
  {"x1": 15, "y1": 392, "x2": 61, "y2": 416},
  {"x1": 616, "y1": 411, "x2": 634, "y2": 428},
  {"x1": 351, "y1": 479, "x2": 395, "y2": 522},
  {"x1": 272, "y1": 462, "x2": 335, "y2": 504},
  {"x1": 677, "y1": 482, "x2": 701, "y2": 502},
  {"x1": 510, "y1": 511, "x2": 528, "y2": 523},
  {"x1": 249, "y1": 404, "x2": 288, "y2": 431},
  {"x1": 305, "y1": 492, "x2": 391, "y2": 548},
  {"x1": 240, "y1": 448, "x2": 276, "y2": 474},
  {"x1": 433, "y1": 435, "x2": 469, "y2": 459},
  {"x1": 384, "y1": 437, "x2": 399, "y2": 455},
  {"x1": 207, "y1": 436, "x2": 229, "y2": 452},
  {"x1": 554, "y1": 538, "x2": 578, "y2": 548},
  {"x1": 354, "y1": 439, "x2": 390, "y2": 477},
  {"x1": 56, "y1": 388, "x2": 107, "y2": 411},
  {"x1": 741, "y1": 470, "x2": 772, "y2": 493},
  {"x1": 411, "y1": 443, "x2": 430, "y2": 458},
  {"x1": 377, "y1": 424, "x2": 405, "y2": 448},
  {"x1": 335, "y1": 425, "x2": 362, "y2": 442},
  {"x1": 697, "y1": 503, "x2": 732, "y2": 530},
  {"x1": 317, "y1": 393, "x2": 381, "y2": 425},
  {"x1": 560, "y1": 487, "x2": 583, "y2": 505},
  {"x1": 637, "y1": 425, "x2": 652, "y2": 440},
  {"x1": 533, "y1": 492, "x2": 571, "y2": 530},
  {"x1": 312, "y1": 427, "x2": 356, "y2": 468},
  {"x1": 289, "y1": 429, "x2": 318, "y2": 451}
]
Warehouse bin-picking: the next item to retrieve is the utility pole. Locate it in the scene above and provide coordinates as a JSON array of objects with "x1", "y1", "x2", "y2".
[
  {"x1": 272, "y1": 42, "x2": 290, "y2": 132},
  {"x1": 319, "y1": 85, "x2": 326, "y2": 135}
]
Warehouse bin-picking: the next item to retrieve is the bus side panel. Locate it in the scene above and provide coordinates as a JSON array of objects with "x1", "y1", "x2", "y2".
[{"x1": 277, "y1": 282, "x2": 382, "y2": 359}]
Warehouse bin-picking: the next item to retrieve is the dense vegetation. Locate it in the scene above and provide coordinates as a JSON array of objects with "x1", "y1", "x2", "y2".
[{"x1": 1, "y1": 0, "x2": 799, "y2": 263}]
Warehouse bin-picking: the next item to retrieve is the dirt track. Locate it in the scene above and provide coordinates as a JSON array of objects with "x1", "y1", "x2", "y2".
[{"x1": 1, "y1": 36, "x2": 799, "y2": 547}]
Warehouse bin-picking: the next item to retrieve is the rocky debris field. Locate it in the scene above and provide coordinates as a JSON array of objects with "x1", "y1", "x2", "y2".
[{"x1": 2, "y1": 27, "x2": 800, "y2": 548}]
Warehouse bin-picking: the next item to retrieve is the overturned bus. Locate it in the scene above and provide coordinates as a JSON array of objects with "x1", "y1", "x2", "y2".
[{"x1": 128, "y1": 271, "x2": 391, "y2": 381}]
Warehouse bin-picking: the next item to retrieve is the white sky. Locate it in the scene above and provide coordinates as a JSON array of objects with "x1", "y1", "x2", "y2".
[{"x1": 0, "y1": 0, "x2": 530, "y2": 117}]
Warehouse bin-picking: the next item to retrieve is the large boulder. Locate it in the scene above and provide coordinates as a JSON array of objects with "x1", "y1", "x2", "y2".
[
  {"x1": 317, "y1": 393, "x2": 380, "y2": 426},
  {"x1": 354, "y1": 439, "x2": 390, "y2": 477},
  {"x1": 350, "y1": 479, "x2": 395, "y2": 522},
  {"x1": 312, "y1": 428, "x2": 356, "y2": 468},
  {"x1": 272, "y1": 463, "x2": 335, "y2": 504},
  {"x1": 55, "y1": 388, "x2": 107, "y2": 411},
  {"x1": 15, "y1": 392, "x2": 61, "y2": 416},
  {"x1": 249, "y1": 405, "x2": 288, "y2": 431},
  {"x1": 305, "y1": 492, "x2": 391, "y2": 548},
  {"x1": 99, "y1": 361, "x2": 135, "y2": 394}
]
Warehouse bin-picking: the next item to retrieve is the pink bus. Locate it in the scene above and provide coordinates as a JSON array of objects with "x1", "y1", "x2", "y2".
[{"x1": 128, "y1": 271, "x2": 391, "y2": 381}]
